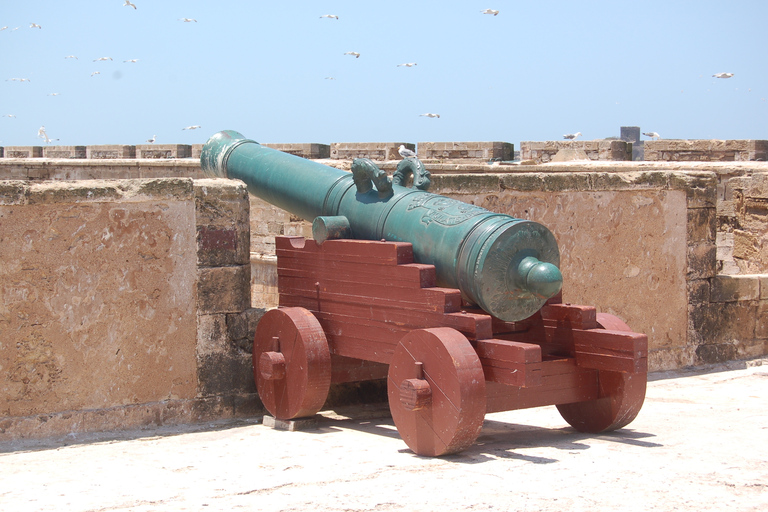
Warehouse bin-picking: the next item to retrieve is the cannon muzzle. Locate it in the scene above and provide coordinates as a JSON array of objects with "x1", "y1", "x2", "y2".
[{"x1": 202, "y1": 130, "x2": 562, "y2": 321}]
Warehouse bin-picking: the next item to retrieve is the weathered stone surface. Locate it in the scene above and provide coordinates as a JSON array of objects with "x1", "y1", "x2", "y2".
[
  {"x1": 520, "y1": 140, "x2": 631, "y2": 163},
  {"x1": 711, "y1": 275, "x2": 761, "y2": 302},
  {"x1": 263, "y1": 143, "x2": 330, "y2": 159},
  {"x1": 86, "y1": 145, "x2": 136, "y2": 159},
  {"x1": 136, "y1": 144, "x2": 192, "y2": 159},
  {"x1": 197, "y1": 265, "x2": 251, "y2": 314},
  {"x1": 194, "y1": 180, "x2": 250, "y2": 266},
  {"x1": 687, "y1": 279, "x2": 711, "y2": 304},
  {"x1": 418, "y1": 141, "x2": 514, "y2": 161},
  {"x1": 690, "y1": 302, "x2": 760, "y2": 363},
  {"x1": 687, "y1": 207, "x2": 716, "y2": 244},
  {"x1": 3, "y1": 146, "x2": 42, "y2": 158},
  {"x1": 330, "y1": 142, "x2": 413, "y2": 161},
  {"x1": 227, "y1": 308, "x2": 266, "y2": 347},
  {"x1": 0, "y1": 195, "x2": 198, "y2": 418},
  {"x1": 645, "y1": 139, "x2": 768, "y2": 162},
  {"x1": 687, "y1": 243, "x2": 717, "y2": 279},
  {"x1": 42, "y1": 146, "x2": 86, "y2": 159}
]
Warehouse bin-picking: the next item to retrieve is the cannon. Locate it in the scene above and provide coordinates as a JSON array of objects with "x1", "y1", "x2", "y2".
[{"x1": 202, "y1": 130, "x2": 648, "y2": 456}]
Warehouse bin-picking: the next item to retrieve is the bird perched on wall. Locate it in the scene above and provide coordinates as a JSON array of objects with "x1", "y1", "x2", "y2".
[
  {"x1": 320, "y1": 14, "x2": 339, "y2": 19},
  {"x1": 182, "y1": 125, "x2": 201, "y2": 130},
  {"x1": 146, "y1": 135, "x2": 156, "y2": 144},
  {"x1": 344, "y1": 51, "x2": 360, "y2": 58},
  {"x1": 124, "y1": 0, "x2": 137, "y2": 9},
  {"x1": 397, "y1": 63, "x2": 417, "y2": 67},
  {"x1": 563, "y1": 132, "x2": 581, "y2": 140},
  {"x1": 419, "y1": 113, "x2": 440, "y2": 118},
  {"x1": 481, "y1": 9, "x2": 499, "y2": 16},
  {"x1": 712, "y1": 72, "x2": 734, "y2": 79},
  {"x1": 398, "y1": 145, "x2": 417, "y2": 159},
  {"x1": 643, "y1": 132, "x2": 661, "y2": 140}
]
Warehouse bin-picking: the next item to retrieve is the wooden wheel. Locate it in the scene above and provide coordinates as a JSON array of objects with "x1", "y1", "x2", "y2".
[
  {"x1": 253, "y1": 307, "x2": 331, "y2": 420},
  {"x1": 556, "y1": 313, "x2": 647, "y2": 433},
  {"x1": 387, "y1": 328, "x2": 486, "y2": 456}
]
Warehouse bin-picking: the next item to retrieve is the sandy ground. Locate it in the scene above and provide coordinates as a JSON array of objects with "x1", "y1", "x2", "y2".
[{"x1": 1, "y1": 362, "x2": 766, "y2": 512}]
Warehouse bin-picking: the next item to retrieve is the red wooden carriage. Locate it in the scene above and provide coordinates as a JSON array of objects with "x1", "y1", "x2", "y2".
[{"x1": 254, "y1": 235, "x2": 647, "y2": 456}]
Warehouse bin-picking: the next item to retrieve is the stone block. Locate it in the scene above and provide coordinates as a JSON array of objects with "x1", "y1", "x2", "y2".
[
  {"x1": 733, "y1": 229, "x2": 760, "y2": 260},
  {"x1": 687, "y1": 243, "x2": 717, "y2": 279},
  {"x1": 3, "y1": 146, "x2": 42, "y2": 158},
  {"x1": 690, "y1": 302, "x2": 759, "y2": 363},
  {"x1": 197, "y1": 264, "x2": 251, "y2": 314},
  {"x1": 330, "y1": 142, "x2": 413, "y2": 161},
  {"x1": 263, "y1": 415, "x2": 318, "y2": 431},
  {"x1": 644, "y1": 140, "x2": 768, "y2": 162},
  {"x1": 710, "y1": 275, "x2": 760, "y2": 302},
  {"x1": 191, "y1": 144, "x2": 204, "y2": 160},
  {"x1": 195, "y1": 179, "x2": 250, "y2": 266},
  {"x1": 0, "y1": 147, "x2": 3, "y2": 157},
  {"x1": 197, "y1": 314, "x2": 230, "y2": 356},
  {"x1": 263, "y1": 143, "x2": 331, "y2": 159},
  {"x1": 227, "y1": 308, "x2": 266, "y2": 346},
  {"x1": 42, "y1": 146, "x2": 86, "y2": 158},
  {"x1": 757, "y1": 300, "x2": 768, "y2": 339},
  {"x1": 136, "y1": 144, "x2": 192, "y2": 159},
  {"x1": 687, "y1": 207, "x2": 716, "y2": 244},
  {"x1": 0, "y1": 180, "x2": 27, "y2": 204},
  {"x1": 760, "y1": 275, "x2": 768, "y2": 300},
  {"x1": 418, "y1": 141, "x2": 514, "y2": 161},
  {"x1": 687, "y1": 279, "x2": 711, "y2": 304},
  {"x1": 86, "y1": 145, "x2": 136, "y2": 159}
]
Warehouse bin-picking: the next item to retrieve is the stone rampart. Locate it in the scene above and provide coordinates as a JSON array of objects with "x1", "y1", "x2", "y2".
[
  {"x1": 520, "y1": 140, "x2": 632, "y2": 163},
  {"x1": 645, "y1": 140, "x2": 768, "y2": 162}
]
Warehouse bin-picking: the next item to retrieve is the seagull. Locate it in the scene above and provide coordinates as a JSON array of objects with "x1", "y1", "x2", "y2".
[
  {"x1": 320, "y1": 14, "x2": 339, "y2": 19},
  {"x1": 712, "y1": 72, "x2": 734, "y2": 79},
  {"x1": 563, "y1": 132, "x2": 582, "y2": 140},
  {"x1": 93, "y1": 57, "x2": 113, "y2": 62},
  {"x1": 146, "y1": 135, "x2": 156, "y2": 143},
  {"x1": 398, "y1": 145, "x2": 417, "y2": 159},
  {"x1": 324, "y1": 77, "x2": 336, "y2": 80},
  {"x1": 643, "y1": 132, "x2": 661, "y2": 140},
  {"x1": 124, "y1": 0, "x2": 137, "y2": 9},
  {"x1": 344, "y1": 51, "x2": 360, "y2": 58},
  {"x1": 47, "y1": 92, "x2": 60, "y2": 96},
  {"x1": 481, "y1": 9, "x2": 499, "y2": 16},
  {"x1": 419, "y1": 113, "x2": 440, "y2": 118},
  {"x1": 6, "y1": 78, "x2": 31, "y2": 82},
  {"x1": 123, "y1": 59, "x2": 139, "y2": 63},
  {"x1": 90, "y1": 71, "x2": 100, "y2": 77},
  {"x1": 397, "y1": 62, "x2": 417, "y2": 67},
  {"x1": 179, "y1": 18, "x2": 197, "y2": 22},
  {"x1": 0, "y1": 26, "x2": 7, "y2": 31},
  {"x1": 2, "y1": 114, "x2": 16, "y2": 118},
  {"x1": 30, "y1": 23, "x2": 41, "y2": 29},
  {"x1": 65, "y1": 55, "x2": 78, "y2": 59},
  {"x1": 38, "y1": 125, "x2": 51, "y2": 144},
  {"x1": 182, "y1": 125, "x2": 201, "y2": 130}
]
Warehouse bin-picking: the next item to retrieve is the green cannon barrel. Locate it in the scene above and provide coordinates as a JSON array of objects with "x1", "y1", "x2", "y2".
[{"x1": 201, "y1": 130, "x2": 562, "y2": 321}]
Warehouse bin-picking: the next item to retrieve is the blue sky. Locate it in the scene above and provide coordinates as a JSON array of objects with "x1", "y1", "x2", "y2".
[{"x1": 1, "y1": 1, "x2": 766, "y2": 148}]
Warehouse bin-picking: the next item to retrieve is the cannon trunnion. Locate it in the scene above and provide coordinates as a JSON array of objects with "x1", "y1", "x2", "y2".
[{"x1": 201, "y1": 130, "x2": 648, "y2": 456}]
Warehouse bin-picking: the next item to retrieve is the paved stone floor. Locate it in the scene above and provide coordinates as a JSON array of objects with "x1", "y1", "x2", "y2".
[{"x1": 1, "y1": 361, "x2": 767, "y2": 512}]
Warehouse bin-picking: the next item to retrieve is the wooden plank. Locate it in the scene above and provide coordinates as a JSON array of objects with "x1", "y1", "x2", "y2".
[
  {"x1": 330, "y1": 355, "x2": 388, "y2": 383},
  {"x1": 540, "y1": 303, "x2": 598, "y2": 330},
  {"x1": 474, "y1": 339, "x2": 542, "y2": 388},
  {"x1": 485, "y1": 359, "x2": 599, "y2": 413},
  {"x1": 572, "y1": 329, "x2": 648, "y2": 373},
  {"x1": 278, "y1": 262, "x2": 437, "y2": 289},
  {"x1": 276, "y1": 236, "x2": 414, "y2": 265}
]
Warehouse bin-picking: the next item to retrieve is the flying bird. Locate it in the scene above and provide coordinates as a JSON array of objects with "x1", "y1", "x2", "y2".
[
  {"x1": 712, "y1": 72, "x2": 734, "y2": 79},
  {"x1": 123, "y1": 59, "x2": 139, "y2": 63},
  {"x1": 65, "y1": 55, "x2": 78, "y2": 59},
  {"x1": 47, "y1": 93, "x2": 60, "y2": 96},
  {"x1": 419, "y1": 113, "x2": 440, "y2": 118},
  {"x1": 90, "y1": 71, "x2": 101, "y2": 77},
  {"x1": 6, "y1": 78, "x2": 31, "y2": 82},
  {"x1": 38, "y1": 125, "x2": 51, "y2": 144},
  {"x1": 182, "y1": 125, "x2": 201, "y2": 130},
  {"x1": 344, "y1": 51, "x2": 360, "y2": 58},
  {"x1": 30, "y1": 23, "x2": 41, "y2": 29},
  {"x1": 398, "y1": 145, "x2": 417, "y2": 159},
  {"x1": 146, "y1": 135, "x2": 156, "y2": 144},
  {"x1": 1, "y1": 26, "x2": 7, "y2": 31},
  {"x1": 324, "y1": 77, "x2": 336, "y2": 80},
  {"x1": 179, "y1": 18, "x2": 197, "y2": 22},
  {"x1": 397, "y1": 62, "x2": 417, "y2": 67},
  {"x1": 124, "y1": 1, "x2": 137, "y2": 9},
  {"x1": 481, "y1": 9, "x2": 499, "y2": 16},
  {"x1": 2, "y1": 114, "x2": 16, "y2": 118},
  {"x1": 563, "y1": 132, "x2": 582, "y2": 140},
  {"x1": 93, "y1": 57, "x2": 113, "y2": 62},
  {"x1": 320, "y1": 14, "x2": 339, "y2": 19},
  {"x1": 643, "y1": 132, "x2": 661, "y2": 140}
]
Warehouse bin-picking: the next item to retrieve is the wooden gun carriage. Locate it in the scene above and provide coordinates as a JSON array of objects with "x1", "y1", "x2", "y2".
[{"x1": 255, "y1": 236, "x2": 647, "y2": 456}]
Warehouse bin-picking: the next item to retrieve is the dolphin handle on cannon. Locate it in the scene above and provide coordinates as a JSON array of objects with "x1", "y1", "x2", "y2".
[{"x1": 202, "y1": 130, "x2": 648, "y2": 456}]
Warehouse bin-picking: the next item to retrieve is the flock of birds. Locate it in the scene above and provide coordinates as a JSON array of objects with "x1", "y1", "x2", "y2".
[
  {"x1": 2, "y1": 1, "x2": 201, "y2": 144},
  {"x1": 320, "y1": 8, "x2": 503, "y2": 121}
]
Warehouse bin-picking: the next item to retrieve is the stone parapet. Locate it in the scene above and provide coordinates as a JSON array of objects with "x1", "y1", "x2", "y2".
[
  {"x1": 86, "y1": 145, "x2": 136, "y2": 159},
  {"x1": 645, "y1": 140, "x2": 768, "y2": 162},
  {"x1": 42, "y1": 145, "x2": 86, "y2": 159},
  {"x1": 331, "y1": 142, "x2": 414, "y2": 161},
  {"x1": 263, "y1": 143, "x2": 330, "y2": 159},
  {"x1": 520, "y1": 140, "x2": 631, "y2": 163},
  {"x1": 3, "y1": 146, "x2": 42, "y2": 158},
  {"x1": 418, "y1": 141, "x2": 513, "y2": 161},
  {"x1": 136, "y1": 144, "x2": 192, "y2": 159}
]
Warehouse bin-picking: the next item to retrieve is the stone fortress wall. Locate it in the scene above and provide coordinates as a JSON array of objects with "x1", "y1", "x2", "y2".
[{"x1": 1, "y1": 137, "x2": 766, "y2": 441}]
